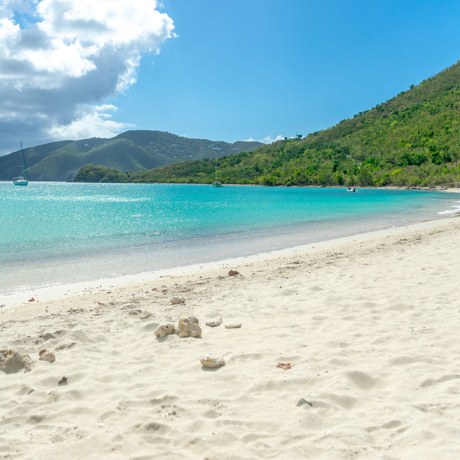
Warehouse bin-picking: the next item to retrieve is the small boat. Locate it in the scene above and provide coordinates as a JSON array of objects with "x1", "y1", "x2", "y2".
[
  {"x1": 212, "y1": 154, "x2": 223, "y2": 187},
  {"x1": 13, "y1": 142, "x2": 28, "y2": 186},
  {"x1": 347, "y1": 187, "x2": 357, "y2": 192}
]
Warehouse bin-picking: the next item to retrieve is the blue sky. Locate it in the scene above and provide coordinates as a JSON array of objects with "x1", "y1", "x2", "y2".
[
  {"x1": 121, "y1": 0, "x2": 460, "y2": 143},
  {"x1": 0, "y1": 0, "x2": 459, "y2": 153}
]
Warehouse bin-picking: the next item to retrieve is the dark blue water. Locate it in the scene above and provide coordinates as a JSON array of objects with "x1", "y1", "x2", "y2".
[{"x1": 0, "y1": 182, "x2": 458, "y2": 294}]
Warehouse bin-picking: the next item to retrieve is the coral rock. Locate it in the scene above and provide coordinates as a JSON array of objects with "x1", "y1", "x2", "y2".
[
  {"x1": 154, "y1": 322, "x2": 175, "y2": 338},
  {"x1": 206, "y1": 317, "x2": 223, "y2": 327},
  {"x1": 188, "y1": 315, "x2": 199, "y2": 325},
  {"x1": 39, "y1": 349, "x2": 56, "y2": 363},
  {"x1": 170, "y1": 296, "x2": 185, "y2": 305},
  {"x1": 0, "y1": 349, "x2": 33, "y2": 373},
  {"x1": 201, "y1": 355, "x2": 225, "y2": 368},
  {"x1": 225, "y1": 322, "x2": 242, "y2": 329},
  {"x1": 178, "y1": 316, "x2": 202, "y2": 338},
  {"x1": 228, "y1": 270, "x2": 239, "y2": 276}
]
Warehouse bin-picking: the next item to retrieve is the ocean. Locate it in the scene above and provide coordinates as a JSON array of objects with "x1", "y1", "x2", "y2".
[{"x1": 0, "y1": 182, "x2": 458, "y2": 295}]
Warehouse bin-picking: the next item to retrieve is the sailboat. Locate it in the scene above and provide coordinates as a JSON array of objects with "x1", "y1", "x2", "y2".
[
  {"x1": 13, "y1": 142, "x2": 28, "y2": 186},
  {"x1": 212, "y1": 154, "x2": 223, "y2": 188}
]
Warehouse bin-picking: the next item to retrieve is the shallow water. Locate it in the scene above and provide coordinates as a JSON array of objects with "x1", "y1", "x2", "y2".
[{"x1": 0, "y1": 182, "x2": 458, "y2": 295}]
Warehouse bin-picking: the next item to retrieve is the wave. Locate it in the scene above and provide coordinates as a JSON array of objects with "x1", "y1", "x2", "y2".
[{"x1": 439, "y1": 201, "x2": 460, "y2": 215}]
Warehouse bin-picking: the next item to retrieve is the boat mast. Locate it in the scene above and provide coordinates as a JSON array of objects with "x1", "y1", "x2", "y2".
[{"x1": 20, "y1": 141, "x2": 28, "y2": 180}]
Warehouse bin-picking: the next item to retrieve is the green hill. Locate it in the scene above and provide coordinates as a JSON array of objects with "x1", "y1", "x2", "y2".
[
  {"x1": 0, "y1": 131, "x2": 263, "y2": 182},
  {"x1": 76, "y1": 61, "x2": 460, "y2": 188}
]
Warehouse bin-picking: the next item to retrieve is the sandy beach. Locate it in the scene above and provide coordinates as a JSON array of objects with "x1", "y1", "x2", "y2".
[{"x1": 1, "y1": 215, "x2": 460, "y2": 459}]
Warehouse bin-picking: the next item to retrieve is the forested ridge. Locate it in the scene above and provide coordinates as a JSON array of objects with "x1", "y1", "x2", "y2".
[
  {"x1": 75, "y1": 61, "x2": 460, "y2": 187},
  {"x1": 0, "y1": 131, "x2": 262, "y2": 182}
]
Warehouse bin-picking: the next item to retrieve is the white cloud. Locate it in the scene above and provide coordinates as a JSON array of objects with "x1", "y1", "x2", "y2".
[
  {"x1": 0, "y1": 0, "x2": 174, "y2": 153},
  {"x1": 48, "y1": 105, "x2": 134, "y2": 140},
  {"x1": 245, "y1": 135, "x2": 284, "y2": 144},
  {"x1": 261, "y1": 135, "x2": 284, "y2": 144}
]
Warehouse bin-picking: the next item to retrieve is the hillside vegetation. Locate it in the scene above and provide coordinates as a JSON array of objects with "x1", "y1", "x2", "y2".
[
  {"x1": 0, "y1": 131, "x2": 262, "y2": 182},
  {"x1": 76, "y1": 61, "x2": 460, "y2": 187}
]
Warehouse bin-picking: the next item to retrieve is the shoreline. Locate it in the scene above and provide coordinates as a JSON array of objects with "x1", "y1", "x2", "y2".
[
  {"x1": 1, "y1": 213, "x2": 458, "y2": 310},
  {"x1": 2, "y1": 183, "x2": 459, "y2": 306},
  {"x1": 2, "y1": 180, "x2": 460, "y2": 193}
]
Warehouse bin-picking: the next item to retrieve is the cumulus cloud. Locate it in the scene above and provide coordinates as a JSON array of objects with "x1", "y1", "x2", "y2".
[
  {"x1": 260, "y1": 135, "x2": 284, "y2": 144},
  {"x1": 0, "y1": 0, "x2": 174, "y2": 154},
  {"x1": 48, "y1": 105, "x2": 134, "y2": 140},
  {"x1": 245, "y1": 135, "x2": 284, "y2": 144}
]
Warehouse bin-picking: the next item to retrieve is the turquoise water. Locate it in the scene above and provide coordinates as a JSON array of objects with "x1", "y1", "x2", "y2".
[{"x1": 0, "y1": 182, "x2": 458, "y2": 295}]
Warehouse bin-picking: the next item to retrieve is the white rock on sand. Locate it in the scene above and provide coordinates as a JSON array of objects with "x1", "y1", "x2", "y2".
[
  {"x1": 224, "y1": 322, "x2": 242, "y2": 329},
  {"x1": 154, "y1": 322, "x2": 175, "y2": 338},
  {"x1": 205, "y1": 316, "x2": 222, "y2": 327},
  {"x1": 177, "y1": 315, "x2": 202, "y2": 338},
  {"x1": 0, "y1": 349, "x2": 32, "y2": 373},
  {"x1": 38, "y1": 349, "x2": 56, "y2": 363},
  {"x1": 1, "y1": 216, "x2": 460, "y2": 458},
  {"x1": 170, "y1": 296, "x2": 185, "y2": 305},
  {"x1": 200, "y1": 355, "x2": 225, "y2": 368}
]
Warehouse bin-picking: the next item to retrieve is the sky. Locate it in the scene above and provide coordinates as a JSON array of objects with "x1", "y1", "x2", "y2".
[{"x1": 0, "y1": 0, "x2": 460, "y2": 155}]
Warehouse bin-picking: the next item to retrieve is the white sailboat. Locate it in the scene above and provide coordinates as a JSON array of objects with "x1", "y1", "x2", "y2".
[
  {"x1": 13, "y1": 142, "x2": 28, "y2": 186},
  {"x1": 212, "y1": 154, "x2": 223, "y2": 187}
]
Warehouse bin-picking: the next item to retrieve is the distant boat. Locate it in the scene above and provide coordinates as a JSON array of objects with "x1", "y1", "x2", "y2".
[
  {"x1": 347, "y1": 187, "x2": 357, "y2": 192},
  {"x1": 212, "y1": 154, "x2": 223, "y2": 187},
  {"x1": 13, "y1": 142, "x2": 28, "y2": 186}
]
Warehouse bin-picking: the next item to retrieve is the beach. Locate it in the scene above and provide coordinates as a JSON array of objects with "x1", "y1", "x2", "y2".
[{"x1": 1, "y1": 215, "x2": 460, "y2": 459}]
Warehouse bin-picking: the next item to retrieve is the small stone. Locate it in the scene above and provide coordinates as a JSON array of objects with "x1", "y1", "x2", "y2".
[
  {"x1": 201, "y1": 355, "x2": 225, "y2": 368},
  {"x1": 154, "y1": 322, "x2": 175, "y2": 338},
  {"x1": 170, "y1": 297, "x2": 185, "y2": 305},
  {"x1": 58, "y1": 376, "x2": 68, "y2": 386},
  {"x1": 178, "y1": 316, "x2": 202, "y2": 338},
  {"x1": 228, "y1": 270, "x2": 239, "y2": 277},
  {"x1": 206, "y1": 317, "x2": 222, "y2": 327},
  {"x1": 39, "y1": 349, "x2": 56, "y2": 363},
  {"x1": 0, "y1": 349, "x2": 33, "y2": 373},
  {"x1": 297, "y1": 399, "x2": 313, "y2": 407},
  {"x1": 225, "y1": 322, "x2": 242, "y2": 329}
]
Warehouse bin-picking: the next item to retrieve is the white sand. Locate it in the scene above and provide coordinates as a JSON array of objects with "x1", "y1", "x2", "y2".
[{"x1": 1, "y1": 216, "x2": 460, "y2": 459}]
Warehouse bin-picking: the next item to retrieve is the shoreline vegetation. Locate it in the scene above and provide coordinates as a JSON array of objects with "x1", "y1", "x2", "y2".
[
  {"x1": 1, "y1": 216, "x2": 460, "y2": 458},
  {"x1": 75, "y1": 61, "x2": 460, "y2": 188}
]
